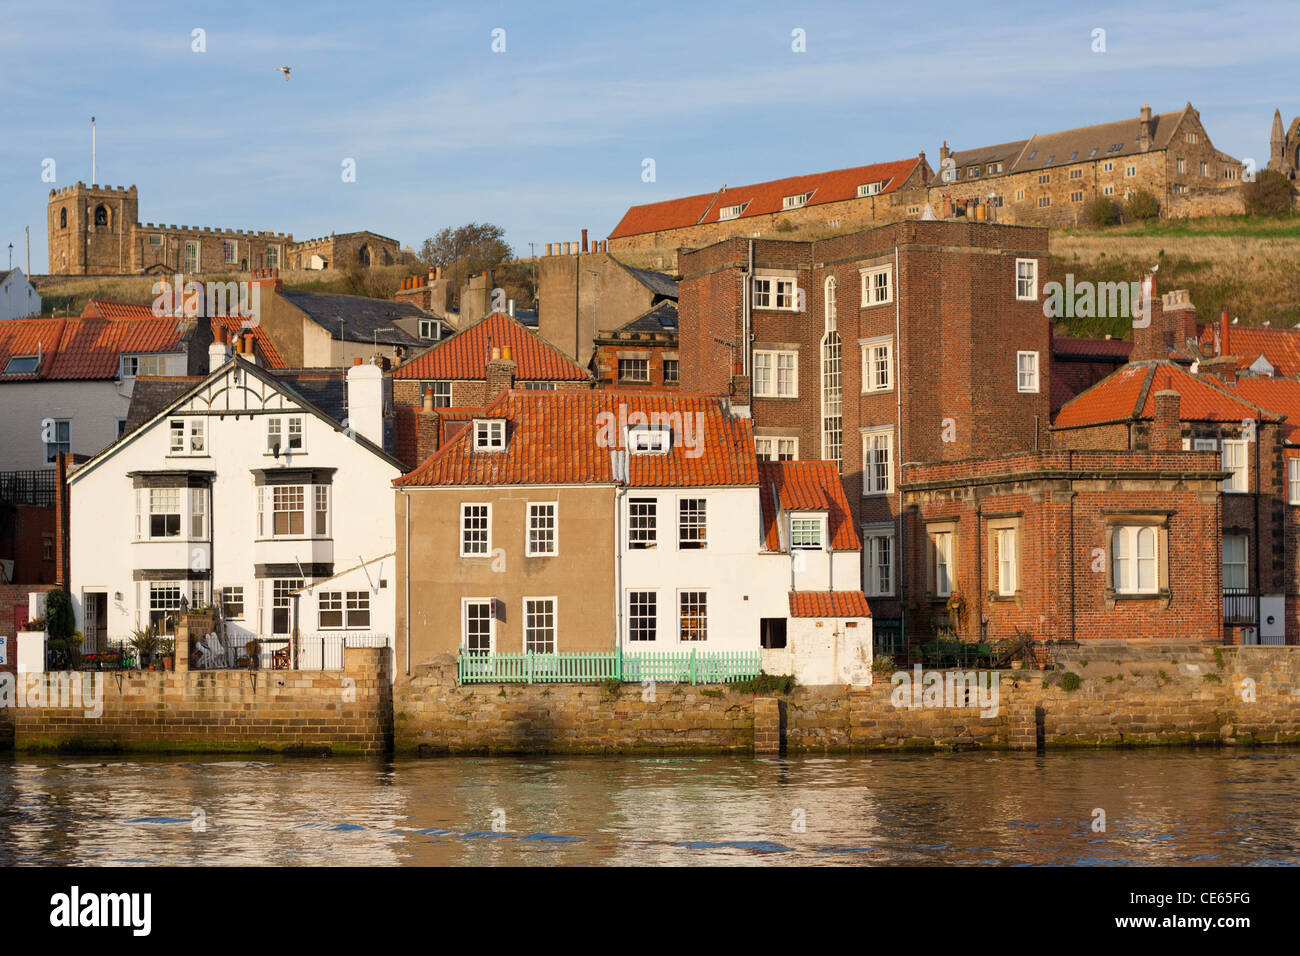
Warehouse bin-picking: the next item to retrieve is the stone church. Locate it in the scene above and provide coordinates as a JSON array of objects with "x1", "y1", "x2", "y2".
[
  {"x1": 1268, "y1": 109, "x2": 1300, "y2": 180},
  {"x1": 46, "y1": 182, "x2": 400, "y2": 276}
]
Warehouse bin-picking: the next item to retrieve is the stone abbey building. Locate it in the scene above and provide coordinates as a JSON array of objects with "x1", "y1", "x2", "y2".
[{"x1": 46, "y1": 182, "x2": 400, "y2": 276}]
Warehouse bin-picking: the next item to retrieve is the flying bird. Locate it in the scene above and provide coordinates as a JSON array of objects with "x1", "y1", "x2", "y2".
[
  {"x1": 1150, "y1": 263, "x2": 1159, "y2": 273},
  {"x1": 276, "y1": 67, "x2": 292, "y2": 81},
  {"x1": 1232, "y1": 317, "x2": 1240, "y2": 325}
]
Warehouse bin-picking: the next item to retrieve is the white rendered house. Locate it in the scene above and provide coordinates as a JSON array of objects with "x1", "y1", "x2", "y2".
[{"x1": 67, "y1": 335, "x2": 403, "y2": 666}]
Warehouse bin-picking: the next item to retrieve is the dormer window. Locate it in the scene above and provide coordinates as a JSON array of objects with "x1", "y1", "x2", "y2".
[
  {"x1": 718, "y1": 203, "x2": 747, "y2": 221},
  {"x1": 121, "y1": 354, "x2": 178, "y2": 378},
  {"x1": 628, "y1": 426, "x2": 670, "y2": 455},
  {"x1": 419, "y1": 319, "x2": 441, "y2": 340},
  {"x1": 856, "y1": 182, "x2": 883, "y2": 197},
  {"x1": 782, "y1": 192, "x2": 812, "y2": 210},
  {"x1": 789, "y1": 514, "x2": 826, "y2": 550},
  {"x1": 474, "y1": 419, "x2": 506, "y2": 451}
]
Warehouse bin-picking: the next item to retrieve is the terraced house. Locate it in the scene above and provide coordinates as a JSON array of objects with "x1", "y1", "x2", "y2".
[{"x1": 393, "y1": 390, "x2": 872, "y2": 685}]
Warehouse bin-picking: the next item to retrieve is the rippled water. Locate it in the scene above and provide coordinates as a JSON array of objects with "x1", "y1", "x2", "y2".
[{"x1": 2, "y1": 751, "x2": 1298, "y2": 865}]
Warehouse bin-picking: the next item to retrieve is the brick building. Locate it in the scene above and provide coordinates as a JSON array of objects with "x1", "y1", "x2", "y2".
[{"x1": 590, "y1": 302, "x2": 679, "y2": 391}]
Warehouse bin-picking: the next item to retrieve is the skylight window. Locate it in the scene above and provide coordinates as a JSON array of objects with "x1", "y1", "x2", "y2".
[{"x1": 3, "y1": 355, "x2": 39, "y2": 374}]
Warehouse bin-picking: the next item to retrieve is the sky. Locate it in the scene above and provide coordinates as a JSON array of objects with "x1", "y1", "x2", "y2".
[{"x1": 0, "y1": 0, "x2": 1296, "y2": 274}]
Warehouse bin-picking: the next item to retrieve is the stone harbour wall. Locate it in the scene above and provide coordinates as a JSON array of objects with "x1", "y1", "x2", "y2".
[{"x1": 4, "y1": 647, "x2": 391, "y2": 756}]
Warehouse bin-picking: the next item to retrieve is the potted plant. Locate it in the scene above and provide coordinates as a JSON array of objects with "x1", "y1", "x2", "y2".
[
  {"x1": 158, "y1": 638, "x2": 175, "y2": 671},
  {"x1": 69, "y1": 630, "x2": 84, "y2": 668},
  {"x1": 129, "y1": 626, "x2": 160, "y2": 669}
]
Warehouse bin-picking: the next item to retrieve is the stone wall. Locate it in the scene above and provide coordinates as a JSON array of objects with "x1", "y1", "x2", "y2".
[
  {"x1": 395, "y1": 647, "x2": 1300, "y2": 754},
  {"x1": 5, "y1": 647, "x2": 391, "y2": 755}
]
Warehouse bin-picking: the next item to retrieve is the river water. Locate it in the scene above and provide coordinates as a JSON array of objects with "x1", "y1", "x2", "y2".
[{"x1": 2, "y1": 750, "x2": 1298, "y2": 866}]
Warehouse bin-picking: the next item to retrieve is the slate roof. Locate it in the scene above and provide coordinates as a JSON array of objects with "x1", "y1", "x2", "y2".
[
  {"x1": 602, "y1": 301, "x2": 679, "y2": 337},
  {"x1": 941, "y1": 105, "x2": 1193, "y2": 183},
  {"x1": 619, "y1": 263, "x2": 678, "y2": 300},
  {"x1": 395, "y1": 390, "x2": 757, "y2": 487},
  {"x1": 281, "y1": 291, "x2": 425, "y2": 346},
  {"x1": 789, "y1": 591, "x2": 872, "y2": 618},
  {"x1": 608, "y1": 157, "x2": 923, "y2": 240},
  {"x1": 124, "y1": 376, "x2": 203, "y2": 432},
  {"x1": 758, "y1": 461, "x2": 861, "y2": 552},
  {"x1": 1053, "y1": 361, "x2": 1279, "y2": 428},
  {"x1": 0, "y1": 315, "x2": 190, "y2": 382},
  {"x1": 393, "y1": 312, "x2": 589, "y2": 382}
]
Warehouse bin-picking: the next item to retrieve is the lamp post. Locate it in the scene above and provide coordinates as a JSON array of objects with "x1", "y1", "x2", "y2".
[{"x1": 7, "y1": 243, "x2": 12, "y2": 269}]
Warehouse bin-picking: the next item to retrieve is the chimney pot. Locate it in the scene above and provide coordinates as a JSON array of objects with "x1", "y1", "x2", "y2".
[{"x1": 353, "y1": 356, "x2": 363, "y2": 366}]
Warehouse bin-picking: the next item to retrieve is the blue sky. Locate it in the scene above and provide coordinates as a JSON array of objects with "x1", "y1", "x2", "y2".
[{"x1": 1, "y1": 0, "x2": 1296, "y2": 273}]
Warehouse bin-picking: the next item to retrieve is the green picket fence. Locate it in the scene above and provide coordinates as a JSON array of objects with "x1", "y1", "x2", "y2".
[{"x1": 457, "y1": 648, "x2": 762, "y2": 685}]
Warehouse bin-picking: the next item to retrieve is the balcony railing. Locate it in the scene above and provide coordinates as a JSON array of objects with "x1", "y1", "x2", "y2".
[
  {"x1": 457, "y1": 647, "x2": 763, "y2": 685},
  {"x1": 1223, "y1": 588, "x2": 1258, "y2": 625}
]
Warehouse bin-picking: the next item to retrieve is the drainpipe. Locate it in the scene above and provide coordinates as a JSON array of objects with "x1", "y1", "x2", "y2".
[
  {"x1": 1069, "y1": 451, "x2": 1076, "y2": 644},
  {"x1": 1254, "y1": 421, "x2": 1261, "y2": 619},
  {"x1": 745, "y1": 240, "x2": 754, "y2": 376},
  {"x1": 615, "y1": 484, "x2": 625, "y2": 671},
  {"x1": 975, "y1": 500, "x2": 983, "y2": 640},
  {"x1": 894, "y1": 245, "x2": 904, "y2": 637},
  {"x1": 400, "y1": 488, "x2": 411, "y2": 676}
]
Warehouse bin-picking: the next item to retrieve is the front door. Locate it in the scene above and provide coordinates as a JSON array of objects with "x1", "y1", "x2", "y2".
[{"x1": 83, "y1": 592, "x2": 107, "y2": 653}]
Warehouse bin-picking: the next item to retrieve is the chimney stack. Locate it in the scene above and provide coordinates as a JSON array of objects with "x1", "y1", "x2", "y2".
[
  {"x1": 346, "y1": 358, "x2": 384, "y2": 447},
  {"x1": 208, "y1": 325, "x2": 231, "y2": 374},
  {"x1": 1139, "y1": 104, "x2": 1154, "y2": 152},
  {"x1": 582, "y1": 228, "x2": 588, "y2": 253},
  {"x1": 1150, "y1": 389, "x2": 1182, "y2": 451},
  {"x1": 486, "y1": 347, "x2": 517, "y2": 397}
]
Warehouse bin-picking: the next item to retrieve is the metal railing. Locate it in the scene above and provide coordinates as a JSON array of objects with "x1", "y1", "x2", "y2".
[
  {"x1": 0, "y1": 470, "x2": 57, "y2": 507},
  {"x1": 457, "y1": 647, "x2": 763, "y2": 685},
  {"x1": 190, "y1": 632, "x2": 391, "y2": 671},
  {"x1": 1223, "y1": 588, "x2": 1257, "y2": 625}
]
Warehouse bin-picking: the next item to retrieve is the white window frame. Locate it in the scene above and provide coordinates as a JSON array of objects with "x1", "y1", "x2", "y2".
[
  {"x1": 220, "y1": 586, "x2": 244, "y2": 620},
  {"x1": 753, "y1": 350, "x2": 798, "y2": 398},
  {"x1": 43, "y1": 418, "x2": 71, "y2": 465},
  {"x1": 628, "y1": 426, "x2": 670, "y2": 455},
  {"x1": 994, "y1": 526, "x2": 1018, "y2": 596},
  {"x1": 718, "y1": 203, "x2": 746, "y2": 221},
  {"x1": 146, "y1": 487, "x2": 183, "y2": 540},
  {"x1": 789, "y1": 514, "x2": 826, "y2": 550},
  {"x1": 860, "y1": 265, "x2": 892, "y2": 307},
  {"x1": 863, "y1": 524, "x2": 895, "y2": 597},
  {"x1": 627, "y1": 590, "x2": 658, "y2": 643},
  {"x1": 618, "y1": 358, "x2": 650, "y2": 383},
  {"x1": 782, "y1": 191, "x2": 812, "y2": 209},
  {"x1": 522, "y1": 596, "x2": 557, "y2": 653},
  {"x1": 1015, "y1": 258, "x2": 1038, "y2": 301},
  {"x1": 1289, "y1": 458, "x2": 1300, "y2": 505},
  {"x1": 860, "y1": 337, "x2": 893, "y2": 393},
  {"x1": 473, "y1": 419, "x2": 506, "y2": 452},
  {"x1": 1221, "y1": 440, "x2": 1248, "y2": 494},
  {"x1": 930, "y1": 529, "x2": 955, "y2": 598},
  {"x1": 420, "y1": 381, "x2": 452, "y2": 407},
  {"x1": 678, "y1": 590, "x2": 709, "y2": 643},
  {"x1": 1222, "y1": 534, "x2": 1248, "y2": 592},
  {"x1": 269, "y1": 485, "x2": 306, "y2": 537},
  {"x1": 526, "y1": 502, "x2": 557, "y2": 557},
  {"x1": 755, "y1": 437, "x2": 798, "y2": 462},
  {"x1": 856, "y1": 182, "x2": 883, "y2": 197},
  {"x1": 1112, "y1": 526, "x2": 1158, "y2": 595},
  {"x1": 462, "y1": 598, "x2": 496, "y2": 654},
  {"x1": 1017, "y1": 351, "x2": 1040, "y2": 393},
  {"x1": 628, "y1": 497, "x2": 657, "y2": 549},
  {"x1": 753, "y1": 276, "x2": 797, "y2": 311},
  {"x1": 190, "y1": 487, "x2": 208, "y2": 540},
  {"x1": 265, "y1": 415, "x2": 304, "y2": 453},
  {"x1": 314, "y1": 485, "x2": 330, "y2": 537},
  {"x1": 418, "y1": 318, "x2": 441, "y2": 339},
  {"x1": 677, "y1": 497, "x2": 708, "y2": 550},
  {"x1": 861, "y1": 427, "x2": 893, "y2": 496},
  {"x1": 460, "y1": 503, "x2": 491, "y2": 556}
]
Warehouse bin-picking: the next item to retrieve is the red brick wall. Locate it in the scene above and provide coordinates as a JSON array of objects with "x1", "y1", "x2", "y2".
[
  {"x1": 0, "y1": 583, "x2": 55, "y2": 672},
  {"x1": 900, "y1": 450, "x2": 1223, "y2": 643}
]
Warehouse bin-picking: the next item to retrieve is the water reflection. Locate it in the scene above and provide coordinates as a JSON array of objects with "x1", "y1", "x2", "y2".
[{"x1": 1, "y1": 751, "x2": 1297, "y2": 866}]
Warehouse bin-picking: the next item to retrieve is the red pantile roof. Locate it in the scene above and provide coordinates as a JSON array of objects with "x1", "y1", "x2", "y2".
[
  {"x1": 757, "y1": 461, "x2": 860, "y2": 551},
  {"x1": 1053, "y1": 362, "x2": 1276, "y2": 428},
  {"x1": 1052, "y1": 335, "x2": 1133, "y2": 360},
  {"x1": 395, "y1": 390, "x2": 757, "y2": 487},
  {"x1": 1225, "y1": 378, "x2": 1300, "y2": 442},
  {"x1": 608, "y1": 157, "x2": 923, "y2": 240},
  {"x1": 0, "y1": 315, "x2": 190, "y2": 382},
  {"x1": 789, "y1": 591, "x2": 872, "y2": 618},
  {"x1": 1198, "y1": 322, "x2": 1300, "y2": 377},
  {"x1": 81, "y1": 299, "x2": 156, "y2": 320},
  {"x1": 393, "y1": 312, "x2": 589, "y2": 382}
]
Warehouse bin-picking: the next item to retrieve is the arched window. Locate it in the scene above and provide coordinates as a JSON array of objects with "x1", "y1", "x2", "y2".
[
  {"x1": 820, "y1": 275, "x2": 842, "y2": 465},
  {"x1": 94, "y1": 204, "x2": 108, "y2": 227},
  {"x1": 358, "y1": 244, "x2": 371, "y2": 267},
  {"x1": 60, "y1": 207, "x2": 67, "y2": 229}
]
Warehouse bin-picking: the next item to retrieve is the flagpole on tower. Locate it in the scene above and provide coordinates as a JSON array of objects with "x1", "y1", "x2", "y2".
[{"x1": 91, "y1": 116, "x2": 96, "y2": 185}]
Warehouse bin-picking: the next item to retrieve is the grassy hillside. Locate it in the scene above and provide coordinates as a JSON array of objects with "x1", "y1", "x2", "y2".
[{"x1": 1048, "y1": 214, "x2": 1300, "y2": 338}]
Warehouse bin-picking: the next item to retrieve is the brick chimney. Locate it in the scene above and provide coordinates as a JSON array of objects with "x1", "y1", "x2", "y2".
[
  {"x1": 1150, "y1": 389, "x2": 1183, "y2": 451},
  {"x1": 485, "y1": 345, "x2": 516, "y2": 397},
  {"x1": 414, "y1": 387, "x2": 441, "y2": 464},
  {"x1": 249, "y1": 266, "x2": 283, "y2": 294},
  {"x1": 1130, "y1": 273, "x2": 1167, "y2": 362},
  {"x1": 730, "y1": 361, "x2": 751, "y2": 414}
]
